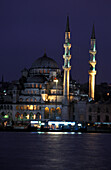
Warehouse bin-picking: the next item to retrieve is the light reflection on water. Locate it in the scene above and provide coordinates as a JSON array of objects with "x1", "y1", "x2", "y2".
[
  {"x1": 37, "y1": 131, "x2": 82, "y2": 135},
  {"x1": 0, "y1": 132, "x2": 111, "y2": 170}
]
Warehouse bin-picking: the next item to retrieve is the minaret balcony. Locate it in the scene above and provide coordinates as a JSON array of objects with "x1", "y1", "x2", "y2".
[
  {"x1": 63, "y1": 66, "x2": 71, "y2": 70},
  {"x1": 89, "y1": 60, "x2": 96, "y2": 67},
  {"x1": 88, "y1": 70, "x2": 96, "y2": 75},
  {"x1": 89, "y1": 50, "x2": 96, "y2": 55},
  {"x1": 64, "y1": 44, "x2": 71, "y2": 48},
  {"x1": 63, "y1": 55, "x2": 71, "y2": 60}
]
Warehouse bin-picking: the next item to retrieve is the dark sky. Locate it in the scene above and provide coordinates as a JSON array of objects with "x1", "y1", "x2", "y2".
[{"x1": 0, "y1": 0, "x2": 111, "y2": 84}]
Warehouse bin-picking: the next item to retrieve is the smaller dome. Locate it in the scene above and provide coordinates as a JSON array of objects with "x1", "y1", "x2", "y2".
[
  {"x1": 27, "y1": 75, "x2": 46, "y2": 83},
  {"x1": 31, "y1": 53, "x2": 59, "y2": 69}
]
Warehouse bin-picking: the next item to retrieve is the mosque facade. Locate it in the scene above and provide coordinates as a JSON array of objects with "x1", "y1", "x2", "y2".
[{"x1": 0, "y1": 17, "x2": 76, "y2": 122}]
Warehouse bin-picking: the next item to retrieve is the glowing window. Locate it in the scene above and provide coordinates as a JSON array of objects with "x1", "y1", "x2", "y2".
[
  {"x1": 20, "y1": 114, "x2": 23, "y2": 119},
  {"x1": 36, "y1": 84, "x2": 38, "y2": 88},
  {"x1": 32, "y1": 84, "x2": 34, "y2": 88},
  {"x1": 24, "y1": 105, "x2": 27, "y2": 110},
  {"x1": 31, "y1": 98, "x2": 33, "y2": 102},
  {"x1": 27, "y1": 105, "x2": 29, "y2": 110},
  {"x1": 39, "y1": 84, "x2": 42, "y2": 88},
  {"x1": 27, "y1": 114, "x2": 29, "y2": 119},
  {"x1": 29, "y1": 105, "x2": 33, "y2": 110},
  {"x1": 16, "y1": 106, "x2": 19, "y2": 110},
  {"x1": 31, "y1": 90, "x2": 33, "y2": 94},
  {"x1": 43, "y1": 70, "x2": 46, "y2": 73},
  {"x1": 37, "y1": 106, "x2": 39, "y2": 110},
  {"x1": 44, "y1": 107, "x2": 49, "y2": 119},
  {"x1": 39, "y1": 70, "x2": 42, "y2": 74},
  {"x1": 34, "y1": 105, "x2": 36, "y2": 110},
  {"x1": 33, "y1": 114, "x2": 36, "y2": 120},
  {"x1": 47, "y1": 70, "x2": 49, "y2": 73},
  {"x1": 20, "y1": 106, "x2": 23, "y2": 110}
]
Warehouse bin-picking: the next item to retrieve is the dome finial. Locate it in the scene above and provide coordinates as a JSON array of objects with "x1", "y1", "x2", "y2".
[{"x1": 44, "y1": 48, "x2": 47, "y2": 56}]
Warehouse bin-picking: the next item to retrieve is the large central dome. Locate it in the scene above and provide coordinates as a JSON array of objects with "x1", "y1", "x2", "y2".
[{"x1": 31, "y1": 53, "x2": 59, "y2": 69}]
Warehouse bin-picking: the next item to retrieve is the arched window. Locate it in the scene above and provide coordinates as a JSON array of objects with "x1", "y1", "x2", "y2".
[
  {"x1": 24, "y1": 105, "x2": 27, "y2": 110},
  {"x1": 20, "y1": 106, "x2": 23, "y2": 110},
  {"x1": 30, "y1": 98, "x2": 33, "y2": 102},
  {"x1": 50, "y1": 108, "x2": 55, "y2": 119},
  {"x1": 30, "y1": 112, "x2": 33, "y2": 119},
  {"x1": 19, "y1": 98, "x2": 23, "y2": 102},
  {"x1": 16, "y1": 105, "x2": 19, "y2": 110},
  {"x1": 36, "y1": 84, "x2": 38, "y2": 88},
  {"x1": 33, "y1": 105, "x2": 36, "y2": 110},
  {"x1": 31, "y1": 90, "x2": 33, "y2": 94},
  {"x1": 36, "y1": 112, "x2": 41, "y2": 120},
  {"x1": 32, "y1": 84, "x2": 34, "y2": 88},
  {"x1": 44, "y1": 107, "x2": 49, "y2": 119},
  {"x1": 39, "y1": 84, "x2": 42, "y2": 88},
  {"x1": 36, "y1": 105, "x2": 39, "y2": 110},
  {"x1": 43, "y1": 70, "x2": 46, "y2": 73},
  {"x1": 56, "y1": 107, "x2": 61, "y2": 117},
  {"x1": 29, "y1": 105, "x2": 33, "y2": 110},
  {"x1": 39, "y1": 70, "x2": 42, "y2": 74},
  {"x1": 26, "y1": 98, "x2": 29, "y2": 102}
]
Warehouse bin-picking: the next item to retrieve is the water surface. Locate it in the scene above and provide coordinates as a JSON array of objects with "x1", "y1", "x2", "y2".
[{"x1": 0, "y1": 132, "x2": 111, "y2": 170}]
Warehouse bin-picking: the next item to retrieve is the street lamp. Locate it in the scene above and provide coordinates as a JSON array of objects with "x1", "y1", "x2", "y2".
[{"x1": 54, "y1": 77, "x2": 58, "y2": 119}]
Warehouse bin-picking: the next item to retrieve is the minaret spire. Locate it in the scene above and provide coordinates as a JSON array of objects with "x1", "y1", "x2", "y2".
[
  {"x1": 88, "y1": 24, "x2": 97, "y2": 100},
  {"x1": 91, "y1": 24, "x2": 95, "y2": 39},
  {"x1": 65, "y1": 16, "x2": 70, "y2": 32}
]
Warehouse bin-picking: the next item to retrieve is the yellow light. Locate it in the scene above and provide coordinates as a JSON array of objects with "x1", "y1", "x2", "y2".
[
  {"x1": 29, "y1": 105, "x2": 33, "y2": 110},
  {"x1": 27, "y1": 114, "x2": 29, "y2": 119},
  {"x1": 33, "y1": 114, "x2": 36, "y2": 119},
  {"x1": 107, "y1": 93, "x2": 109, "y2": 96},
  {"x1": 34, "y1": 105, "x2": 36, "y2": 110}
]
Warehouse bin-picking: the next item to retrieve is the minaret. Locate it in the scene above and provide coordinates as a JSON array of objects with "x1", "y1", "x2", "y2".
[
  {"x1": 88, "y1": 24, "x2": 97, "y2": 100},
  {"x1": 63, "y1": 16, "x2": 71, "y2": 105}
]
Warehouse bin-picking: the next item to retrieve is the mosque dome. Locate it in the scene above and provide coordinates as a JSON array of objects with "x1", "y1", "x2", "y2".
[
  {"x1": 31, "y1": 53, "x2": 59, "y2": 69},
  {"x1": 27, "y1": 75, "x2": 46, "y2": 83}
]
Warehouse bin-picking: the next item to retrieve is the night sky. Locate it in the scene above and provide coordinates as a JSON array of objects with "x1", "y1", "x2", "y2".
[{"x1": 0, "y1": 0, "x2": 111, "y2": 84}]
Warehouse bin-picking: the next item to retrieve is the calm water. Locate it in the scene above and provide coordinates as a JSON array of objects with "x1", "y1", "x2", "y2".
[{"x1": 0, "y1": 132, "x2": 111, "y2": 170}]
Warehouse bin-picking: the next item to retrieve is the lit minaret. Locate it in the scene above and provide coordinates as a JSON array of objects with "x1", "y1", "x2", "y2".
[
  {"x1": 89, "y1": 24, "x2": 97, "y2": 100},
  {"x1": 63, "y1": 16, "x2": 71, "y2": 104}
]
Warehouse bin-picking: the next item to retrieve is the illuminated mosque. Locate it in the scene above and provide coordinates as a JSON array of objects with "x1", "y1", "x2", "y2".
[{"x1": 0, "y1": 17, "x2": 99, "y2": 122}]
